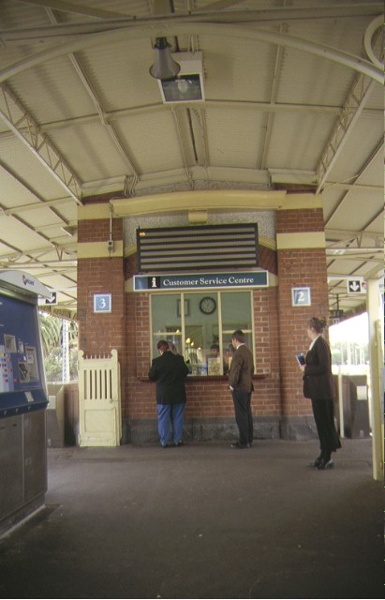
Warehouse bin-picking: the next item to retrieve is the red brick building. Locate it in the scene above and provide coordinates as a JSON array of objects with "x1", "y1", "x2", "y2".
[{"x1": 77, "y1": 190, "x2": 328, "y2": 444}]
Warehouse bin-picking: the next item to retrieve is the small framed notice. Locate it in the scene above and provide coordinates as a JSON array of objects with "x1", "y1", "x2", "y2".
[
  {"x1": 291, "y1": 287, "x2": 311, "y2": 307},
  {"x1": 207, "y1": 357, "x2": 221, "y2": 376},
  {"x1": 93, "y1": 293, "x2": 112, "y2": 313}
]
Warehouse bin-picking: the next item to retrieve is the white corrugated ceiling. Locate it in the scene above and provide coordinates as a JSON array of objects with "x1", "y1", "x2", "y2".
[{"x1": 0, "y1": 0, "x2": 383, "y2": 319}]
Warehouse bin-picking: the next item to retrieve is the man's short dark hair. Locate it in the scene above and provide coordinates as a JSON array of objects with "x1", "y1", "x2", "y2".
[{"x1": 232, "y1": 330, "x2": 245, "y2": 343}]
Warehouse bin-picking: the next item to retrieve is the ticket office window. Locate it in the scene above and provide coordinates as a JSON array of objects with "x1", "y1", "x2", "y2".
[{"x1": 151, "y1": 291, "x2": 254, "y2": 376}]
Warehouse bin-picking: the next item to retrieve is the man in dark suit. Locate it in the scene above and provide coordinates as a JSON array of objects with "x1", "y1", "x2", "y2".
[
  {"x1": 149, "y1": 340, "x2": 189, "y2": 448},
  {"x1": 228, "y1": 330, "x2": 255, "y2": 449}
]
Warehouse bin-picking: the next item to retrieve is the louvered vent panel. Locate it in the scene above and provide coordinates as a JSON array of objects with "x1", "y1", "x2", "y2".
[{"x1": 137, "y1": 224, "x2": 258, "y2": 272}]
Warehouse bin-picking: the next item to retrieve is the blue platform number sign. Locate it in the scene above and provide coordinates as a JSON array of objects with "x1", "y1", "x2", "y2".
[
  {"x1": 93, "y1": 293, "x2": 112, "y2": 313},
  {"x1": 291, "y1": 287, "x2": 311, "y2": 307}
]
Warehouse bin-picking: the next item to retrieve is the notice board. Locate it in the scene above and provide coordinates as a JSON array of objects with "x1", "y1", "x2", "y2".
[{"x1": 0, "y1": 294, "x2": 48, "y2": 417}]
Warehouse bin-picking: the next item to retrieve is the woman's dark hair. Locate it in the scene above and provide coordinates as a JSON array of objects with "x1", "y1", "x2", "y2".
[{"x1": 308, "y1": 317, "x2": 327, "y2": 333}]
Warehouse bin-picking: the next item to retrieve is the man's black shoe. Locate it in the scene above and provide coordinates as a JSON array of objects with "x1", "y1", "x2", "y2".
[{"x1": 230, "y1": 441, "x2": 250, "y2": 449}]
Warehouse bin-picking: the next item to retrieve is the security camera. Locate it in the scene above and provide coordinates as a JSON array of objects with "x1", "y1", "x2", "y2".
[{"x1": 107, "y1": 239, "x2": 114, "y2": 252}]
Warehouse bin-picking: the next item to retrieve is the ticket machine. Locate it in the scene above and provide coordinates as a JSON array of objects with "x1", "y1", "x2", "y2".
[{"x1": 0, "y1": 270, "x2": 51, "y2": 535}]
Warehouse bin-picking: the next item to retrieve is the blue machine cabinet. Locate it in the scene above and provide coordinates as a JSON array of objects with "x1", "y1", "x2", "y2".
[{"x1": 0, "y1": 270, "x2": 51, "y2": 535}]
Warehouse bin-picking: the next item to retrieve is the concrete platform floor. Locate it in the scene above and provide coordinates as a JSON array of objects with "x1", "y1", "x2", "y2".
[{"x1": 0, "y1": 438, "x2": 382, "y2": 599}]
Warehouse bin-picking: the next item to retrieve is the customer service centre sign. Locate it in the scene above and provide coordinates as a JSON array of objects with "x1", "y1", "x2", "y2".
[{"x1": 133, "y1": 271, "x2": 268, "y2": 291}]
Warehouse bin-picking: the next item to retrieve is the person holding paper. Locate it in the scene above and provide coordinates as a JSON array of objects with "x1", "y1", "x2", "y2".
[{"x1": 299, "y1": 317, "x2": 341, "y2": 469}]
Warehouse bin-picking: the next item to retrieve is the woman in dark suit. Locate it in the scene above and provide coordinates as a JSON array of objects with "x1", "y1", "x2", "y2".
[{"x1": 300, "y1": 317, "x2": 341, "y2": 469}]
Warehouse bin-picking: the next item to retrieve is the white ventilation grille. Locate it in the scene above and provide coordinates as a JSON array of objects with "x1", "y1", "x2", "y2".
[{"x1": 137, "y1": 224, "x2": 259, "y2": 272}]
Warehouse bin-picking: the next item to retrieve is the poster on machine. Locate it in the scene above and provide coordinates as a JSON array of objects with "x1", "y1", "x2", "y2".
[{"x1": 0, "y1": 294, "x2": 47, "y2": 417}]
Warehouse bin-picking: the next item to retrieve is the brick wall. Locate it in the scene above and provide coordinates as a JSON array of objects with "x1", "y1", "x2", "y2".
[
  {"x1": 122, "y1": 251, "x2": 282, "y2": 440},
  {"x1": 78, "y1": 216, "x2": 122, "y2": 244},
  {"x1": 276, "y1": 208, "x2": 324, "y2": 233},
  {"x1": 124, "y1": 286, "x2": 281, "y2": 419},
  {"x1": 77, "y1": 205, "x2": 328, "y2": 442},
  {"x1": 277, "y1": 208, "x2": 329, "y2": 425},
  {"x1": 77, "y1": 218, "x2": 126, "y2": 358}
]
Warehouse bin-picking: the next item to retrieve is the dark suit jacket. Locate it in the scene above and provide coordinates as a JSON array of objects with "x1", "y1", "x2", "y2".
[
  {"x1": 303, "y1": 335, "x2": 335, "y2": 400},
  {"x1": 148, "y1": 350, "x2": 189, "y2": 405},
  {"x1": 228, "y1": 344, "x2": 254, "y2": 393}
]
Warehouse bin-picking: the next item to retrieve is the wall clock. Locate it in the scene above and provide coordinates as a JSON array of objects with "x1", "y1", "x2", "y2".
[{"x1": 199, "y1": 296, "x2": 217, "y2": 315}]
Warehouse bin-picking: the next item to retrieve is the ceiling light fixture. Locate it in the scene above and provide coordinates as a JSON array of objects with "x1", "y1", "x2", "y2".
[
  {"x1": 156, "y1": 51, "x2": 205, "y2": 103},
  {"x1": 149, "y1": 37, "x2": 181, "y2": 80},
  {"x1": 176, "y1": 78, "x2": 189, "y2": 94}
]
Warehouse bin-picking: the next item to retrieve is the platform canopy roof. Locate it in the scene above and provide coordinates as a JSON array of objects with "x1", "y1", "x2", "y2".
[{"x1": 0, "y1": 0, "x2": 383, "y2": 320}]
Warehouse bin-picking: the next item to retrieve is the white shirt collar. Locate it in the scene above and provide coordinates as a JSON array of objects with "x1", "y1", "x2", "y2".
[{"x1": 309, "y1": 334, "x2": 321, "y2": 350}]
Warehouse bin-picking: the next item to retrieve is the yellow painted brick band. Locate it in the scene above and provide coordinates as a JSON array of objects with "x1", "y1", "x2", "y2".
[
  {"x1": 279, "y1": 194, "x2": 323, "y2": 209},
  {"x1": 111, "y1": 190, "x2": 287, "y2": 216},
  {"x1": 77, "y1": 240, "x2": 124, "y2": 259},
  {"x1": 276, "y1": 232, "x2": 325, "y2": 249},
  {"x1": 260, "y1": 235, "x2": 276, "y2": 250},
  {"x1": 79, "y1": 191, "x2": 322, "y2": 220},
  {"x1": 78, "y1": 204, "x2": 110, "y2": 220}
]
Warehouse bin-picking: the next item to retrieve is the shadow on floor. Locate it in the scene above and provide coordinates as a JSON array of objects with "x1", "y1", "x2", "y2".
[{"x1": 0, "y1": 438, "x2": 382, "y2": 599}]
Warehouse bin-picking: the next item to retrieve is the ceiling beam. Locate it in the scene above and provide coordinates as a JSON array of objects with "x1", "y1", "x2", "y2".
[
  {"x1": 0, "y1": 158, "x2": 73, "y2": 231},
  {"x1": 0, "y1": 259, "x2": 77, "y2": 269},
  {"x1": 1, "y1": 99, "x2": 367, "y2": 144},
  {"x1": 0, "y1": 23, "x2": 382, "y2": 85},
  {"x1": 4, "y1": 3, "x2": 383, "y2": 43},
  {"x1": 0, "y1": 203, "x2": 57, "y2": 251},
  {"x1": 316, "y1": 75, "x2": 377, "y2": 193},
  {"x1": 324, "y1": 138, "x2": 383, "y2": 226},
  {"x1": 68, "y1": 56, "x2": 138, "y2": 177},
  {"x1": 0, "y1": 235, "x2": 77, "y2": 295},
  {"x1": 0, "y1": 99, "x2": 342, "y2": 137},
  {"x1": 323, "y1": 182, "x2": 382, "y2": 192},
  {"x1": 40, "y1": 0, "x2": 142, "y2": 185},
  {"x1": 18, "y1": 0, "x2": 126, "y2": 19},
  {"x1": 1, "y1": 197, "x2": 74, "y2": 216},
  {"x1": 0, "y1": 84, "x2": 83, "y2": 204},
  {"x1": 260, "y1": 22, "x2": 285, "y2": 170},
  {"x1": 326, "y1": 247, "x2": 383, "y2": 254},
  {"x1": 80, "y1": 165, "x2": 273, "y2": 194},
  {"x1": 325, "y1": 228, "x2": 382, "y2": 243},
  {"x1": 0, "y1": 194, "x2": 77, "y2": 266}
]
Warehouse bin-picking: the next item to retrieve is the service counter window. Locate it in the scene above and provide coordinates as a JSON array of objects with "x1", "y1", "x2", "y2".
[{"x1": 151, "y1": 291, "x2": 254, "y2": 376}]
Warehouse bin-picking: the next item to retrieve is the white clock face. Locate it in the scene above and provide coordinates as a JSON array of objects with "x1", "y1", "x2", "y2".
[{"x1": 199, "y1": 296, "x2": 216, "y2": 314}]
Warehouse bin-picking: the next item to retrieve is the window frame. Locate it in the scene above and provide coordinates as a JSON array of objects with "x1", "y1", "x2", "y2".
[{"x1": 150, "y1": 290, "x2": 255, "y2": 376}]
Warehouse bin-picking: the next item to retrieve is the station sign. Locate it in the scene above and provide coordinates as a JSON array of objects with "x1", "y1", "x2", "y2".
[
  {"x1": 347, "y1": 280, "x2": 366, "y2": 294},
  {"x1": 93, "y1": 293, "x2": 112, "y2": 313},
  {"x1": 133, "y1": 270, "x2": 268, "y2": 292},
  {"x1": 44, "y1": 291, "x2": 57, "y2": 305},
  {"x1": 291, "y1": 287, "x2": 311, "y2": 307}
]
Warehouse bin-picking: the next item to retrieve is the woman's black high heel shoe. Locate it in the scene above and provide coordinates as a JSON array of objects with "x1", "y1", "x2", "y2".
[
  {"x1": 317, "y1": 458, "x2": 334, "y2": 470},
  {"x1": 311, "y1": 455, "x2": 323, "y2": 468}
]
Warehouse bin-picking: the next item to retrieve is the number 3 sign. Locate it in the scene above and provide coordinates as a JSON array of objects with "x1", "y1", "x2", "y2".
[
  {"x1": 291, "y1": 287, "x2": 311, "y2": 307},
  {"x1": 93, "y1": 293, "x2": 112, "y2": 313}
]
